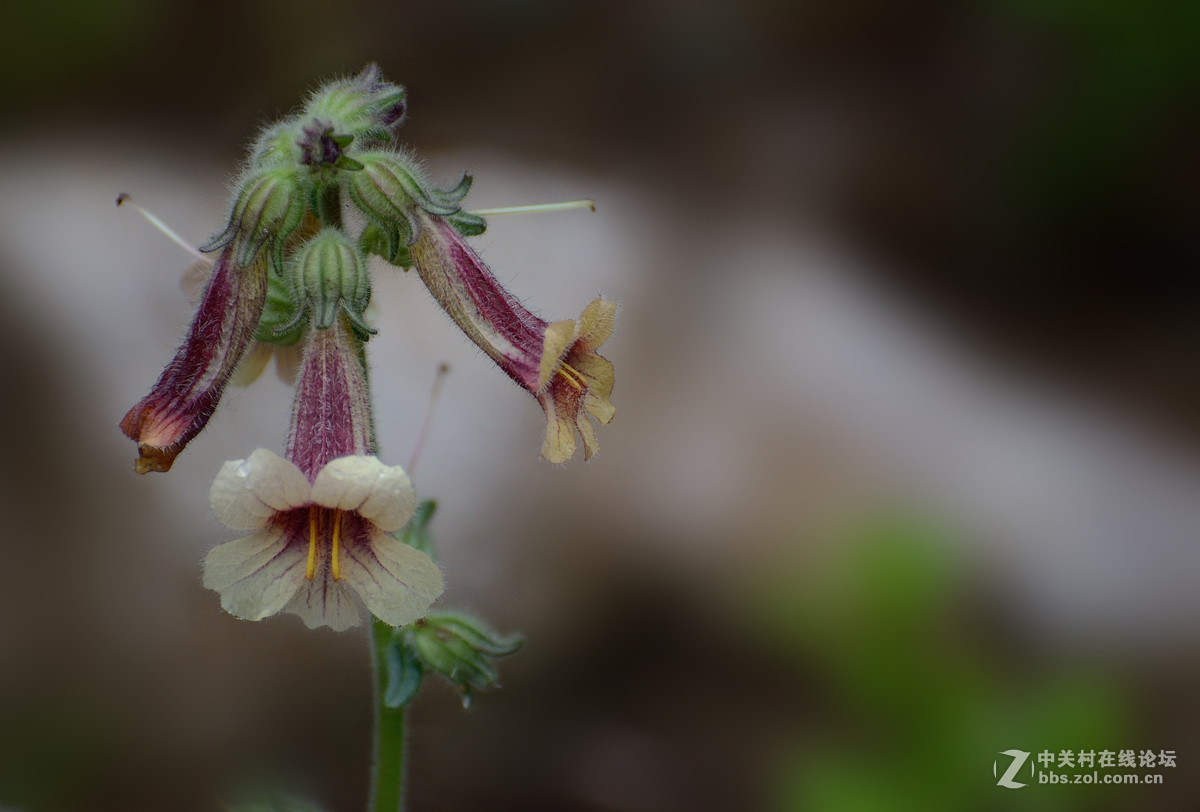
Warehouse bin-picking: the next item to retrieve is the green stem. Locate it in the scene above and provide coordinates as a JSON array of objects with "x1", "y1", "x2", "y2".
[
  {"x1": 317, "y1": 182, "x2": 344, "y2": 230},
  {"x1": 369, "y1": 617, "x2": 407, "y2": 811}
]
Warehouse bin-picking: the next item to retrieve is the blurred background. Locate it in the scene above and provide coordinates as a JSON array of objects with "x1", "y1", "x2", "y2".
[{"x1": 1, "y1": 0, "x2": 1199, "y2": 810}]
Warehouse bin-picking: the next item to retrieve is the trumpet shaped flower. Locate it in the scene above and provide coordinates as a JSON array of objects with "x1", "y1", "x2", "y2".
[
  {"x1": 204, "y1": 449, "x2": 442, "y2": 631},
  {"x1": 410, "y1": 212, "x2": 617, "y2": 462},
  {"x1": 120, "y1": 247, "x2": 267, "y2": 473}
]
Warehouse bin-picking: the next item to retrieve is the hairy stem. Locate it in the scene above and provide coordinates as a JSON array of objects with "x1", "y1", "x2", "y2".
[
  {"x1": 369, "y1": 616, "x2": 406, "y2": 811},
  {"x1": 317, "y1": 182, "x2": 344, "y2": 230}
]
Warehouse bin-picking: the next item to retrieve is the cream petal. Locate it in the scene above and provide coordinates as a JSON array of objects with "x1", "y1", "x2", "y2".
[
  {"x1": 284, "y1": 576, "x2": 363, "y2": 631},
  {"x1": 311, "y1": 456, "x2": 416, "y2": 532},
  {"x1": 538, "y1": 319, "x2": 576, "y2": 391},
  {"x1": 273, "y1": 341, "x2": 304, "y2": 386},
  {"x1": 574, "y1": 297, "x2": 617, "y2": 352},
  {"x1": 576, "y1": 414, "x2": 600, "y2": 460},
  {"x1": 210, "y1": 448, "x2": 312, "y2": 530},
  {"x1": 539, "y1": 395, "x2": 576, "y2": 464},
  {"x1": 339, "y1": 529, "x2": 444, "y2": 627},
  {"x1": 230, "y1": 341, "x2": 273, "y2": 387},
  {"x1": 202, "y1": 528, "x2": 307, "y2": 621}
]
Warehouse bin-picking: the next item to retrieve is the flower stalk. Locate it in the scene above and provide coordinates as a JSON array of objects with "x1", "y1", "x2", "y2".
[{"x1": 120, "y1": 63, "x2": 610, "y2": 811}]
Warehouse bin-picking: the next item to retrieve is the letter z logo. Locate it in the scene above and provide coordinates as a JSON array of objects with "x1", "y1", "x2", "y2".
[{"x1": 995, "y1": 750, "x2": 1032, "y2": 789}]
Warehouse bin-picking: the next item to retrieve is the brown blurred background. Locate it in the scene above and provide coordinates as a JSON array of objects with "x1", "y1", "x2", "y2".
[{"x1": 1, "y1": 1, "x2": 1199, "y2": 810}]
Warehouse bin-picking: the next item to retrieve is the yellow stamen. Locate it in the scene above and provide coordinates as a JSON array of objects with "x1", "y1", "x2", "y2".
[
  {"x1": 331, "y1": 510, "x2": 343, "y2": 581},
  {"x1": 305, "y1": 506, "x2": 319, "y2": 580},
  {"x1": 557, "y1": 362, "x2": 586, "y2": 390}
]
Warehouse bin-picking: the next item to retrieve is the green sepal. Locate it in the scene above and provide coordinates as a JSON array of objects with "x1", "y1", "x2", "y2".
[
  {"x1": 356, "y1": 126, "x2": 394, "y2": 144},
  {"x1": 202, "y1": 168, "x2": 304, "y2": 269},
  {"x1": 449, "y1": 210, "x2": 487, "y2": 237},
  {"x1": 254, "y1": 272, "x2": 305, "y2": 345},
  {"x1": 359, "y1": 222, "x2": 414, "y2": 269},
  {"x1": 348, "y1": 179, "x2": 418, "y2": 262},
  {"x1": 351, "y1": 153, "x2": 462, "y2": 221},
  {"x1": 383, "y1": 636, "x2": 425, "y2": 709},
  {"x1": 428, "y1": 614, "x2": 524, "y2": 658},
  {"x1": 427, "y1": 173, "x2": 473, "y2": 210},
  {"x1": 334, "y1": 155, "x2": 365, "y2": 172},
  {"x1": 289, "y1": 227, "x2": 374, "y2": 337}
]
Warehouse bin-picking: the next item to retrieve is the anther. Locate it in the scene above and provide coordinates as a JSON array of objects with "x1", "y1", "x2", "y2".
[
  {"x1": 557, "y1": 362, "x2": 586, "y2": 390},
  {"x1": 331, "y1": 510, "x2": 343, "y2": 581},
  {"x1": 305, "y1": 506, "x2": 319, "y2": 580}
]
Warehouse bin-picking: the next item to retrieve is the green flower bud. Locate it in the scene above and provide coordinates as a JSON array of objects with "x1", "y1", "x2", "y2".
[
  {"x1": 248, "y1": 121, "x2": 302, "y2": 170},
  {"x1": 203, "y1": 167, "x2": 305, "y2": 271},
  {"x1": 411, "y1": 614, "x2": 524, "y2": 705},
  {"x1": 384, "y1": 612, "x2": 523, "y2": 710},
  {"x1": 348, "y1": 152, "x2": 473, "y2": 264},
  {"x1": 277, "y1": 228, "x2": 374, "y2": 340},
  {"x1": 302, "y1": 63, "x2": 408, "y2": 142}
]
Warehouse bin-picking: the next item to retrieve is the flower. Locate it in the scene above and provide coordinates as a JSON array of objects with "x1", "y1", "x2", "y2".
[
  {"x1": 119, "y1": 247, "x2": 268, "y2": 473},
  {"x1": 409, "y1": 211, "x2": 617, "y2": 462},
  {"x1": 204, "y1": 298, "x2": 441, "y2": 630},
  {"x1": 203, "y1": 448, "x2": 443, "y2": 631}
]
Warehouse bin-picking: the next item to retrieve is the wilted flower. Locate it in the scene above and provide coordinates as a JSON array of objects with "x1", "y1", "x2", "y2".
[
  {"x1": 119, "y1": 247, "x2": 268, "y2": 473},
  {"x1": 203, "y1": 448, "x2": 442, "y2": 631},
  {"x1": 409, "y1": 211, "x2": 616, "y2": 462}
]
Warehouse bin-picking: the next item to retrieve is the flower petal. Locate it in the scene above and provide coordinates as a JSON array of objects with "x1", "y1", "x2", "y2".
[
  {"x1": 539, "y1": 394, "x2": 577, "y2": 464},
  {"x1": 574, "y1": 297, "x2": 617, "y2": 352},
  {"x1": 202, "y1": 525, "x2": 307, "y2": 621},
  {"x1": 311, "y1": 456, "x2": 416, "y2": 531},
  {"x1": 274, "y1": 341, "x2": 303, "y2": 385},
  {"x1": 210, "y1": 448, "x2": 313, "y2": 530},
  {"x1": 572, "y1": 353, "x2": 616, "y2": 424},
  {"x1": 576, "y1": 412, "x2": 600, "y2": 460},
  {"x1": 339, "y1": 528, "x2": 444, "y2": 627},
  {"x1": 230, "y1": 341, "x2": 274, "y2": 387},
  {"x1": 538, "y1": 319, "x2": 576, "y2": 392},
  {"x1": 284, "y1": 576, "x2": 363, "y2": 631}
]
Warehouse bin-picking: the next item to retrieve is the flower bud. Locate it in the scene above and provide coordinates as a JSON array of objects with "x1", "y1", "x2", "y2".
[
  {"x1": 384, "y1": 612, "x2": 522, "y2": 709},
  {"x1": 411, "y1": 614, "x2": 523, "y2": 701},
  {"x1": 302, "y1": 63, "x2": 409, "y2": 141},
  {"x1": 203, "y1": 167, "x2": 304, "y2": 271},
  {"x1": 274, "y1": 228, "x2": 374, "y2": 340},
  {"x1": 348, "y1": 152, "x2": 472, "y2": 261}
]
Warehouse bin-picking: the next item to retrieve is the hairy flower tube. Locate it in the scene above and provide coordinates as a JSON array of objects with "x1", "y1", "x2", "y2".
[
  {"x1": 203, "y1": 316, "x2": 443, "y2": 630},
  {"x1": 409, "y1": 211, "x2": 617, "y2": 462},
  {"x1": 120, "y1": 248, "x2": 268, "y2": 473}
]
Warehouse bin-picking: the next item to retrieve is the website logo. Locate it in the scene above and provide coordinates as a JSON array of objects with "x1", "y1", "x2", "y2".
[{"x1": 995, "y1": 749, "x2": 1033, "y2": 789}]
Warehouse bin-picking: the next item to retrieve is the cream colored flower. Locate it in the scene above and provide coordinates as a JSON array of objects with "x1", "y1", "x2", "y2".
[
  {"x1": 410, "y1": 212, "x2": 617, "y2": 462},
  {"x1": 203, "y1": 448, "x2": 443, "y2": 631}
]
